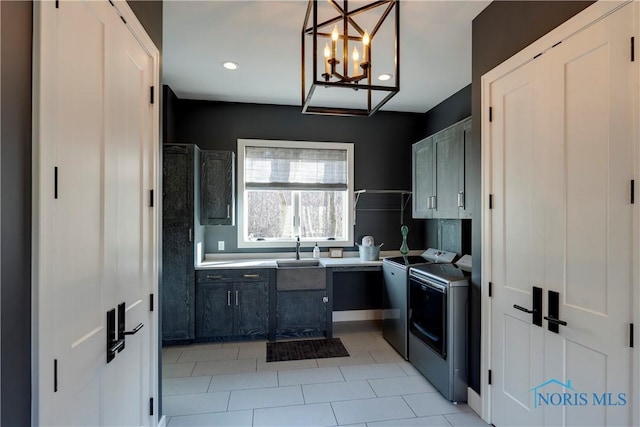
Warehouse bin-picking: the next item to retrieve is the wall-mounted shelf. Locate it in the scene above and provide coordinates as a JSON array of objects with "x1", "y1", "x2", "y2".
[{"x1": 353, "y1": 189, "x2": 412, "y2": 225}]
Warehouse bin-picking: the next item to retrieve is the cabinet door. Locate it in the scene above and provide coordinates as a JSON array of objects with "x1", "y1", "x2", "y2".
[
  {"x1": 196, "y1": 282, "x2": 234, "y2": 339},
  {"x1": 235, "y1": 281, "x2": 269, "y2": 338},
  {"x1": 459, "y1": 118, "x2": 473, "y2": 219},
  {"x1": 162, "y1": 225, "x2": 195, "y2": 341},
  {"x1": 277, "y1": 290, "x2": 327, "y2": 337},
  {"x1": 201, "y1": 151, "x2": 235, "y2": 225},
  {"x1": 163, "y1": 144, "x2": 194, "y2": 222},
  {"x1": 412, "y1": 136, "x2": 435, "y2": 218},
  {"x1": 433, "y1": 126, "x2": 461, "y2": 219}
]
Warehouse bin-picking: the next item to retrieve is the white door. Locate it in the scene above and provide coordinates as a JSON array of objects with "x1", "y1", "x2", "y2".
[
  {"x1": 34, "y1": 1, "x2": 158, "y2": 425},
  {"x1": 488, "y1": 49, "x2": 546, "y2": 427},
  {"x1": 488, "y1": 3, "x2": 635, "y2": 426}
]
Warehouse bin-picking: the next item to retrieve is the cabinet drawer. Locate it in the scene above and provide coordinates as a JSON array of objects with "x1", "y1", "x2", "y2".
[{"x1": 196, "y1": 268, "x2": 271, "y2": 283}]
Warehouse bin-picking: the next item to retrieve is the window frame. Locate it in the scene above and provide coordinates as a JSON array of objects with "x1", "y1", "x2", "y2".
[{"x1": 237, "y1": 139, "x2": 354, "y2": 249}]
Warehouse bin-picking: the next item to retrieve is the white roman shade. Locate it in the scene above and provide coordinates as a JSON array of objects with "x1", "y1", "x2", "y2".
[{"x1": 244, "y1": 146, "x2": 348, "y2": 190}]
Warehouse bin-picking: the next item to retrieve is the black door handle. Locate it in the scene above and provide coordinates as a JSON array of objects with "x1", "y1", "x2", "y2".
[
  {"x1": 544, "y1": 316, "x2": 567, "y2": 327},
  {"x1": 513, "y1": 286, "x2": 543, "y2": 327},
  {"x1": 106, "y1": 308, "x2": 122, "y2": 363},
  {"x1": 547, "y1": 290, "x2": 566, "y2": 333},
  {"x1": 513, "y1": 304, "x2": 534, "y2": 314},
  {"x1": 123, "y1": 323, "x2": 144, "y2": 335}
]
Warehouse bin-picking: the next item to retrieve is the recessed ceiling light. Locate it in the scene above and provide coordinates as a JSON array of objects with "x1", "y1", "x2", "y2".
[
  {"x1": 222, "y1": 61, "x2": 238, "y2": 70},
  {"x1": 378, "y1": 73, "x2": 393, "y2": 81}
]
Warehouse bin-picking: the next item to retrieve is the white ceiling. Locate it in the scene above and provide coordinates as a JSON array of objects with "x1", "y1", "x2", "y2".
[{"x1": 163, "y1": 0, "x2": 490, "y2": 114}]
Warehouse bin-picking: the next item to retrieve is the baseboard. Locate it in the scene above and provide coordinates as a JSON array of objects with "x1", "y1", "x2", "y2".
[
  {"x1": 466, "y1": 386, "x2": 482, "y2": 418},
  {"x1": 158, "y1": 415, "x2": 167, "y2": 427},
  {"x1": 332, "y1": 309, "x2": 382, "y2": 322}
]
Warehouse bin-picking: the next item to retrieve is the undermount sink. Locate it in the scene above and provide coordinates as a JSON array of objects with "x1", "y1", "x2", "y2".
[{"x1": 276, "y1": 259, "x2": 320, "y2": 268}]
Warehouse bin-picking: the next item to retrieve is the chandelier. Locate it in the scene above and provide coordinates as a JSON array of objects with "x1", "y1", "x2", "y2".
[{"x1": 301, "y1": 0, "x2": 400, "y2": 116}]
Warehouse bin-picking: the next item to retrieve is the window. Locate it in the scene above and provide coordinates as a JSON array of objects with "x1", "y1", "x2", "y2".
[{"x1": 237, "y1": 139, "x2": 354, "y2": 248}]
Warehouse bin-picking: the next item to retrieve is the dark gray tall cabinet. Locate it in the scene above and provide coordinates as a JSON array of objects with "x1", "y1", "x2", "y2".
[{"x1": 162, "y1": 144, "x2": 202, "y2": 344}]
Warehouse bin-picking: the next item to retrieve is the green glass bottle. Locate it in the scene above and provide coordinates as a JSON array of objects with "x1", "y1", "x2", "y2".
[{"x1": 400, "y1": 225, "x2": 409, "y2": 255}]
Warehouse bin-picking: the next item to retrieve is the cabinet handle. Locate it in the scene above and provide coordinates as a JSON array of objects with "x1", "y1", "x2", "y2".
[
  {"x1": 235, "y1": 290, "x2": 239, "y2": 306},
  {"x1": 227, "y1": 290, "x2": 231, "y2": 306},
  {"x1": 427, "y1": 196, "x2": 432, "y2": 210},
  {"x1": 243, "y1": 274, "x2": 260, "y2": 279},
  {"x1": 458, "y1": 191, "x2": 464, "y2": 208},
  {"x1": 227, "y1": 204, "x2": 231, "y2": 219},
  {"x1": 432, "y1": 195, "x2": 437, "y2": 210},
  {"x1": 206, "y1": 275, "x2": 223, "y2": 280},
  {"x1": 189, "y1": 228, "x2": 193, "y2": 242}
]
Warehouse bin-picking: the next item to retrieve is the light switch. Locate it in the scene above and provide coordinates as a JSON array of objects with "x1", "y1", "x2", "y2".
[{"x1": 218, "y1": 241, "x2": 225, "y2": 251}]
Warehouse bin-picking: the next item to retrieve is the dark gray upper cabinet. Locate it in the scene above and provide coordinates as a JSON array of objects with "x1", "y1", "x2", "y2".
[
  {"x1": 412, "y1": 117, "x2": 472, "y2": 219},
  {"x1": 201, "y1": 151, "x2": 235, "y2": 225},
  {"x1": 163, "y1": 145, "x2": 195, "y2": 222},
  {"x1": 162, "y1": 144, "x2": 200, "y2": 343},
  {"x1": 460, "y1": 118, "x2": 473, "y2": 219},
  {"x1": 412, "y1": 136, "x2": 435, "y2": 219},
  {"x1": 195, "y1": 269, "x2": 271, "y2": 341}
]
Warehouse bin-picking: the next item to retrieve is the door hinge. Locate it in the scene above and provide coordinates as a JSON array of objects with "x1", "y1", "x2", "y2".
[
  {"x1": 632, "y1": 37, "x2": 635, "y2": 62},
  {"x1": 54, "y1": 359, "x2": 58, "y2": 392},
  {"x1": 631, "y1": 180, "x2": 635, "y2": 204},
  {"x1": 630, "y1": 323, "x2": 634, "y2": 348},
  {"x1": 489, "y1": 106, "x2": 493, "y2": 122},
  {"x1": 108, "y1": 0, "x2": 114, "y2": 6},
  {"x1": 150, "y1": 86, "x2": 155, "y2": 104},
  {"x1": 120, "y1": 15, "x2": 127, "y2": 25},
  {"x1": 489, "y1": 194, "x2": 493, "y2": 209},
  {"x1": 55, "y1": 0, "x2": 59, "y2": 8},
  {"x1": 488, "y1": 282, "x2": 492, "y2": 297},
  {"x1": 149, "y1": 189, "x2": 154, "y2": 207},
  {"x1": 149, "y1": 293, "x2": 154, "y2": 312},
  {"x1": 54, "y1": 167, "x2": 59, "y2": 199},
  {"x1": 149, "y1": 397, "x2": 154, "y2": 416},
  {"x1": 488, "y1": 369, "x2": 492, "y2": 385}
]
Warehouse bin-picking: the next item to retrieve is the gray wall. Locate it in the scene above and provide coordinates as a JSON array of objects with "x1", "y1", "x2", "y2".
[
  {"x1": 1, "y1": 2, "x2": 32, "y2": 426},
  {"x1": 469, "y1": 0, "x2": 594, "y2": 393},
  {"x1": 169, "y1": 99, "x2": 428, "y2": 255}
]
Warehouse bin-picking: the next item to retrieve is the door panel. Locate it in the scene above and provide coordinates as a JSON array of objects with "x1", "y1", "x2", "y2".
[
  {"x1": 37, "y1": 1, "x2": 157, "y2": 425},
  {"x1": 48, "y1": 2, "x2": 109, "y2": 424},
  {"x1": 489, "y1": 3, "x2": 635, "y2": 426},
  {"x1": 490, "y1": 40, "x2": 546, "y2": 427},
  {"x1": 542, "y1": 5, "x2": 633, "y2": 426}
]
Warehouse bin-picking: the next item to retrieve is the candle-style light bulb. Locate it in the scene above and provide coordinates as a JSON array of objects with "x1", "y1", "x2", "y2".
[
  {"x1": 362, "y1": 30, "x2": 370, "y2": 63},
  {"x1": 331, "y1": 25, "x2": 339, "y2": 59},
  {"x1": 352, "y1": 46, "x2": 359, "y2": 75},
  {"x1": 324, "y1": 42, "x2": 331, "y2": 74}
]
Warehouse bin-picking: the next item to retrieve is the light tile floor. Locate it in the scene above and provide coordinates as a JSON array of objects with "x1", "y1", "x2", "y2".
[{"x1": 162, "y1": 321, "x2": 488, "y2": 427}]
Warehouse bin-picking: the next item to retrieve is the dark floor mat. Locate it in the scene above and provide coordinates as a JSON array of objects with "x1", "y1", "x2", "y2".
[{"x1": 266, "y1": 338, "x2": 349, "y2": 362}]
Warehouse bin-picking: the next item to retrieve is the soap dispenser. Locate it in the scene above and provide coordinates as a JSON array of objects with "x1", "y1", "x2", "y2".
[{"x1": 313, "y1": 242, "x2": 320, "y2": 259}]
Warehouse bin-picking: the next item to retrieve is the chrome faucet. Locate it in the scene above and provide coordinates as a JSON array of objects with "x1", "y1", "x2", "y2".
[{"x1": 295, "y1": 236, "x2": 301, "y2": 260}]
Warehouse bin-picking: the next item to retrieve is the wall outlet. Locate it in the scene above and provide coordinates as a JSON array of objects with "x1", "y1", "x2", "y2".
[{"x1": 218, "y1": 241, "x2": 225, "y2": 251}]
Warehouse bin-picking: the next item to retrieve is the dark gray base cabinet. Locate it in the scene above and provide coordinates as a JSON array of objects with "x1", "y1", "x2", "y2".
[
  {"x1": 276, "y1": 290, "x2": 327, "y2": 338},
  {"x1": 196, "y1": 269, "x2": 272, "y2": 341}
]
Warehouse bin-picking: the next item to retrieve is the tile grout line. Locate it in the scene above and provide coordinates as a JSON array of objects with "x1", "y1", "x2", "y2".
[{"x1": 400, "y1": 394, "x2": 419, "y2": 418}]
